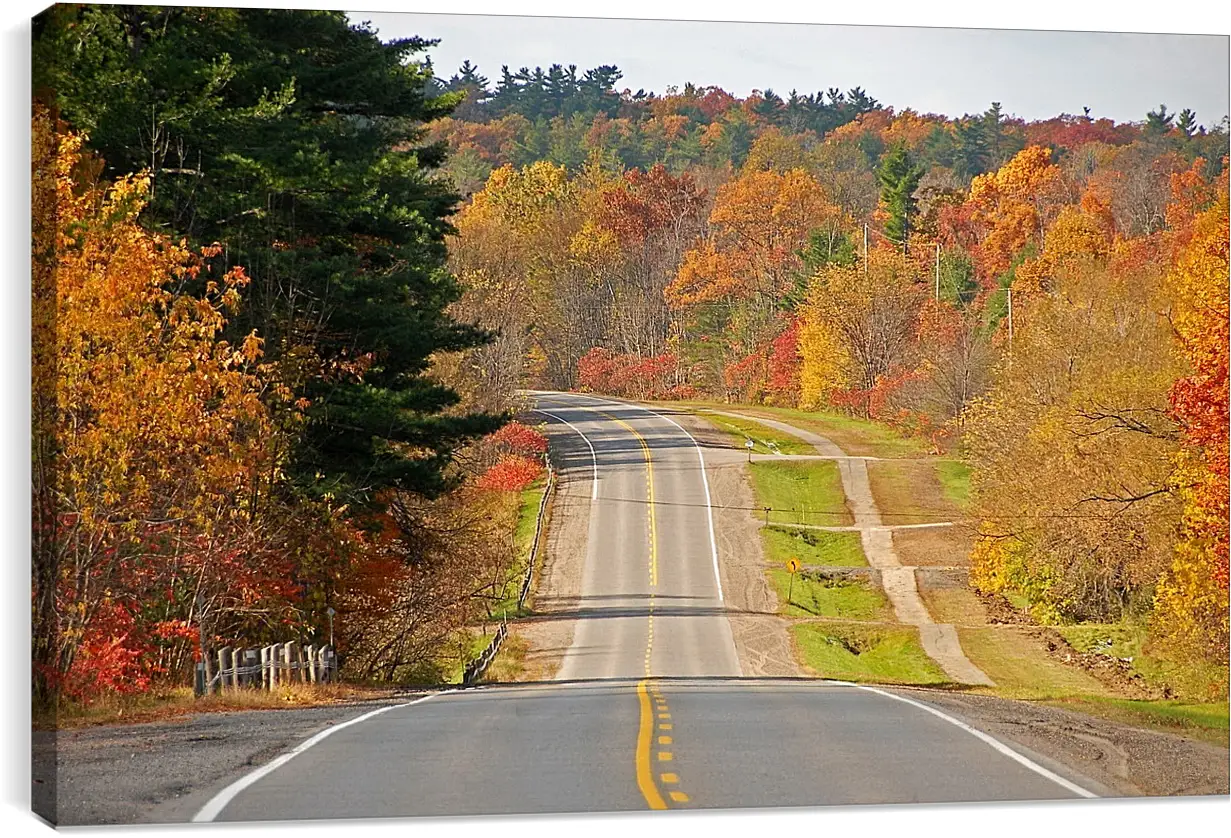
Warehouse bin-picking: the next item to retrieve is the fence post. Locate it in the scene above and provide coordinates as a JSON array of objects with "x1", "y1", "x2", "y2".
[
  {"x1": 304, "y1": 644, "x2": 315, "y2": 684},
  {"x1": 217, "y1": 647, "x2": 232, "y2": 693},
  {"x1": 194, "y1": 661, "x2": 206, "y2": 697},
  {"x1": 259, "y1": 646, "x2": 269, "y2": 690},
  {"x1": 282, "y1": 642, "x2": 294, "y2": 686},
  {"x1": 243, "y1": 649, "x2": 258, "y2": 687},
  {"x1": 325, "y1": 647, "x2": 336, "y2": 683}
]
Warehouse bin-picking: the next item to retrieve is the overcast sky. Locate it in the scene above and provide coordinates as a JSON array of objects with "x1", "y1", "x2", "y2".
[{"x1": 347, "y1": 11, "x2": 1230, "y2": 127}]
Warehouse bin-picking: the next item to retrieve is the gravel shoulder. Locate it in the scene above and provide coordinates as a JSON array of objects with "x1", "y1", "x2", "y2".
[
  {"x1": 501, "y1": 437, "x2": 592, "y2": 683},
  {"x1": 665, "y1": 409, "x2": 803, "y2": 678},
  {"x1": 898, "y1": 687, "x2": 1230, "y2": 798},
  {"x1": 33, "y1": 697, "x2": 425, "y2": 826}
]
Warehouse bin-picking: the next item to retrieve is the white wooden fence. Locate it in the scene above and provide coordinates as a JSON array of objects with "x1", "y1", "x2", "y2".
[{"x1": 195, "y1": 642, "x2": 338, "y2": 696}]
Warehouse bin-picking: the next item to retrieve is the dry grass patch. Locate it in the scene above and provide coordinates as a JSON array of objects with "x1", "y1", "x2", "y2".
[
  {"x1": 37, "y1": 682, "x2": 403, "y2": 730},
  {"x1": 957, "y1": 626, "x2": 1114, "y2": 700},
  {"x1": 867, "y1": 459, "x2": 960, "y2": 525},
  {"x1": 892, "y1": 526, "x2": 975, "y2": 567},
  {"x1": 918, "y1": 586, "x2": 990, "y2": 626},
  {"x1": 482, "y1": 632, "x2": 530, "y2": 683}
]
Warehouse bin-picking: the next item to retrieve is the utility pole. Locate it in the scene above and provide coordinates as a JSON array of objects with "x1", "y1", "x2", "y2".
[
  {"x1": 863, "y1": 224, "x2": 869, "y2": 274},
  {"x1": 934, "y1": 243, "x2": 941, "y2": 302}
]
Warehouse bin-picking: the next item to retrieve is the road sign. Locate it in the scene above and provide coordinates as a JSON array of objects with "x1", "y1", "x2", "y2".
[
  {"x1": 745, "y1": 438, "x2": 754, "y2": 461},
  {"x1": 787, "y1": 558, "x2": 800, "y2": 605}
]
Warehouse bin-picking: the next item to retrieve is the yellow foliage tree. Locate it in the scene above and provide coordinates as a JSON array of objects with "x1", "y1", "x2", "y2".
[
  {"x1": 1151, "y1": 177, "x2": 1230, "y2": 688},
  {"x1": 32, "y1": 105, "x2": 292, "y2": 695}
]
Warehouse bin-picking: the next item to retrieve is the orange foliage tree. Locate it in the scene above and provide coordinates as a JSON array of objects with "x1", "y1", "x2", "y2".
[
  {"x1": 32, "y1": 106, "x2": 303, "y2": 701},
  {"x1": 1152, "y1": 174, "x2": 1230, "y2": 679}
]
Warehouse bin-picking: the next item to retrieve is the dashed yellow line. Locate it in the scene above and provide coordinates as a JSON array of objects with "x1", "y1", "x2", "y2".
[
  {"x1": 635, "y1": 680, "x2": 667, "y2": 810},
  {"x1": 584, "y1": 408, "x2": 692, "y2": 811}
]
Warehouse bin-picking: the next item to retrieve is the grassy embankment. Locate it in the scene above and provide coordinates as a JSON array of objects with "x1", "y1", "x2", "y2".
[
  {"x1": 35, "y1": 682, "x2": 404, "y2": 730},
  {"x1": 693, "y1": 412, "x2": 942, "y2": 685},
  {"x1": 693, "y1": 404, "x2": 1229, "y2": 741},
  {"x1": 462, "y1": 478, "x2": 551, "y2": 683}
]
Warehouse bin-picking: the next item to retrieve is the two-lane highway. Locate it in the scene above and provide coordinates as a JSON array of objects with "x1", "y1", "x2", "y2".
[
  {"x1": 535, "y1": 392, "x2": 740, "y2": 683},
  {"x1": 190, "y1": 391, "x2": 1106, "y2": 824}
]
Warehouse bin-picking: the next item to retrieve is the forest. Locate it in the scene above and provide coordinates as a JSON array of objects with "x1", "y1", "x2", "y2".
[
  {"x1": 31, "y1": 6, "x2": 548, "y2": 708},
  {"x1": 437, "y1": 61, "x2": 1230, "y2": 695},
  {"x1": 30, "y1": 5, "x2": 1229, "y2": 709}
]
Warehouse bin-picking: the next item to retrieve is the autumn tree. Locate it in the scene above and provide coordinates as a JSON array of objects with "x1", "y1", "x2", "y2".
[
  {"x1": 965, "y1": 241, "x2": 1183, "y2": 623},
  {"x1": 798, "y1": 248, "x2": 927, "y2": 415},
  {"x1": 668, "y1": 168, "x2": 847, "y2": 390},
  {"x1": 1151, "y1": 175, "x2": 1230, "y2": 682},
  {"x1": 34, "y1": 5, "x2": 501, "y2": 506},
  {"x1": 32, "y1": 107, "x2": 301, "y2": 701}
]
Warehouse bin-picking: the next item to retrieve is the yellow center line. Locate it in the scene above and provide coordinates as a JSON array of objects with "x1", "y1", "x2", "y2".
[
  {"x1": 635, "y1": 680, "x2": 668, "y2": 810},
  {"x1": 581, "y1": 407, "x2": 690, "y2": 810}
]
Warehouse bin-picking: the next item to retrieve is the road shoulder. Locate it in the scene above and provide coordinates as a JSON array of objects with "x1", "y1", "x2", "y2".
[
  {"x1": 36, "y1": 699, "x2": 419, "y2": 825},
  {"x1": 897, "y1": 687, "x2": 1230, "y2": 797}
]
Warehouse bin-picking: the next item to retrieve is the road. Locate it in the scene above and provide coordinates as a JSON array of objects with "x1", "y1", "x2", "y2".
[{"x1": 193, "y1": 391, "x2": 1105, "y2": 823}]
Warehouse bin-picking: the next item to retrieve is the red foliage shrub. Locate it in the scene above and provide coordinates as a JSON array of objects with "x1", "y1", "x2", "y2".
[
  {"x1": 477, "y1": 455, "x2": 545, "y2": 492},
  {"x1": 767, "y1": 319, "x2": 802, "y2": 404},
  {"x1": 577, "y1": 347, "x2": 683, "y2": 399},
  {"x1": 57, "y1": 599, "x2": 152, "y2": 702},
  {"x1": 489, "y1": 421, "x2": 548, "y2": 455}
]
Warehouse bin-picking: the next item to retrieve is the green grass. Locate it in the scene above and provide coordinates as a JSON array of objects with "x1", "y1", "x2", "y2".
[
  {"x1": 1041, "y1": 697, "x2": 1229, "y2": 746},
  {"x1": 488, "y1": 479, "x2": 547, "y2": 618},
  {"x1": 768, "y1": 569, "x2": 889, "y2": 619},
  {"x1": 697, "y1": 412, "x2": 814, "y2": 455},
  {"x1": 956, "y1": 626, "x2": 1113, "y2": 700},
  {"x1": 1055, "y1": 622, "x2": 1230, "y2": 701},
  {"x1": 740, "y1": 405, "x2": 927, "y2": 459},
  {"x1": 443, "y1": 631, "x2": 499, "y2": 685},
  {"x1": 761, "y1": 525, "x2": 867, "y2": 567},
  {"x1": 791, "y1": 622, "x2": 950, "y2": 685},
  {"x1": 748, "y1": 460, "x2": 852, "y2": 527},
  {"x1": 644, "y1": 399, "x2": 926, "y2": 458},
  {"x1": 936, "y1": 459, "x2": 972, "y2": 509},
  {"x1": 514, "y1": 480, "x2": 547, "y2": 556}
]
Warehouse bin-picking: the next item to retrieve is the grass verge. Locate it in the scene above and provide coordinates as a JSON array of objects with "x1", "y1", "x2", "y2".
[
  {"x1": 1040, "y1": 696, "x2": 1229, "y2": 747},
  {"x1": 1056, "y1": 622, "x2": 1230, "y2": 701},
  {"x1": 956, "y1": 626, "x2": 1113, "y2": 700},
  {"x1": 866, "y1": 459, "x2": 960, "y2": 526},
  {"x1": 791, "y1": 621, "x2": 950, "y2": 685},
  {"x1": 762, "y1": 525, "x2": 867, "y2": 567},
  {"x1": 697, "y1": 411, "x2": 815, "y2": 455},
  {"x1": 748, "y1": 460, "x2": 852, "y2": 527},
  {"x1": 768, "y1": 568, "x2": 888, "y2": 620},
  {"x1": 936, "y1": 459, "x2": 972, "y2": 509},
  {"x1": 482, "y1": 632, "x2": 530, "y2": 683},
  {"x1": 34, "y1": 682, "x2": 402, "y2": 730},
  {"x1": 487, "y1": 478, "x2": 548, "y2": 618},
  {"x1": 739, "y1": 405, "x2": 926, "y2": 459}
]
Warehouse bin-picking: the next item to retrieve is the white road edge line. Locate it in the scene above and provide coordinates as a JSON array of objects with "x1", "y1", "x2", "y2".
[
  {"x1": 851, "y1": 684, "x2": 1099, "y2": 799},
  {"x1": 532, "y1": 408, "x2": 600, "y2": 501},
  {"x1": 191, "y1": 693, "x2": 441, "y2": 822},
  {"x1": 553, "y1": 392, "x2": 724, "y2": 604}
]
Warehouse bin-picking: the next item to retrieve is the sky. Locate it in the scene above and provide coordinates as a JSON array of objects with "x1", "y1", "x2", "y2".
[{"x1": 347, "y1": 10, "x2": 1230, "y2": 127}]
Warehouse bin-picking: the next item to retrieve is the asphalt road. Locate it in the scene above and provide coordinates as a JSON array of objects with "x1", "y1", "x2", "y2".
[{"x1": 193, "y1": 391, "x2": 1107, "y2": 823}]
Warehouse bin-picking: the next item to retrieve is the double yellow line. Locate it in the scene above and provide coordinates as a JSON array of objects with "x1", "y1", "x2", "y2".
[{"x1": 591, "y1": 409, "x2": 688, "y2": 810}]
